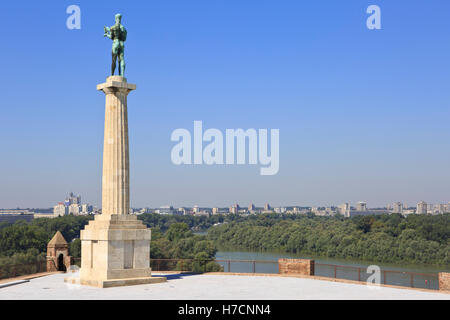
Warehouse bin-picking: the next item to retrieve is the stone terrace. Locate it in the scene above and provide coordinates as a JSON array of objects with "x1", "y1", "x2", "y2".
[{"x1": 0, "y1": 272, "x2": 449, "y2": 300}]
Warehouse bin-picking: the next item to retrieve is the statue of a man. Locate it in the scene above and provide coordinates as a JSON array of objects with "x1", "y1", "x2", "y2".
[{"x1": 104, "y1": 14, "x2": 127, "y2": 76}]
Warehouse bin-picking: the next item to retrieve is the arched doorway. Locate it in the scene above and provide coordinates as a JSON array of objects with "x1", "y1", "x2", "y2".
[{"x1": 57, "y1": 253, "x2": 66, "y2": 272}]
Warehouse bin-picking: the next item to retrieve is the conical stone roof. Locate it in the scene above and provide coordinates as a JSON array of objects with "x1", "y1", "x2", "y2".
[{"x1": 48, "y1": 231, "x2": 68, "y2": 246}]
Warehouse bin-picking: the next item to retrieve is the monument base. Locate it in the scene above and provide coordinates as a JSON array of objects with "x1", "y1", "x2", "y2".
[{"x1": 64, "y1": 276, "x2": 166, "y2": 288}]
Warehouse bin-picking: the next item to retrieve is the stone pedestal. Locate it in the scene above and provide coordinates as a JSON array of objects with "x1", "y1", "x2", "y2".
[
  {"x1": 65, "y1": 76, "x2": 165, "y2": 288},
  {"x1": 68, "y1": 214, "x2": 165, "y2": 288}
]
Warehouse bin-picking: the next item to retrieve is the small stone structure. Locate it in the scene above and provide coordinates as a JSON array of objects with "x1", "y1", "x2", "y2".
[
  {"x1": 47, "y1": 231, "x2": 72, "y2": 272},
  {"x1": 278, "y1": 258, "x2": 315, "y2": 276},
  {"x1": 438, "y1": 272, "x2": 450, "y2": 292}
]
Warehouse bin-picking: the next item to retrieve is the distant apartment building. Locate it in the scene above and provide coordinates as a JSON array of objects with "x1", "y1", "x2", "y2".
[
  {"x1": 229, "y1": 204, "x2": 239, "y2": 214},
  {"x1": 338, "y1": 203, "x2": 350, "y2": 217},
  {"x1": 157, "y1": 206, "x2": 175, "y2": 215},
  {"x1": 356, "y1": 202, "x2": 367, "y2": 212},
  {"x1": 53, "y1": 192, "x2": 93, "y2": 217},
  {"x1": 274, "y1": 207, "x2": 287, "y2": 214},
  {"x1": 81, "y1": 204, "x2": 93, "y2": 214},
  {"x1": 264, "y1": 203, "x2": 271, "y2": 211},
  {"x1": 64, "y1": 192, "x2": 81, "y2": 206},
  {"x1": 291, "y1": 207, "x2": 302, "y2": 214},
  {"x1": 194, "y1": 211, "x2": 210, "y2": 217},
  {"x1": 248, "y1": 203, "x2": 255, "y2": 211},
  {"x1": 435, "y1": 204, "x2": 445, "y2": 214},
  {"x1": 68, "y1": 203, "x2": 81, "y2": 215},
  {"x1": 212, "y1": 207, "x2": 229, "y2": 215},
  {"x1": 416, "y1": 201, "x2": 427, "y2": 215},
  {"x1": 53, "y1": 203, "x2": 68, "y2": 217},
  {"x1": 392, "y1": 202, "x2": 403, "y2": 214}
]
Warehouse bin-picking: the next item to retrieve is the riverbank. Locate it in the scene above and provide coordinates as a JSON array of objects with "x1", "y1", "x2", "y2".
[{"x1": 215, "y1": 249, "x2": 450, "y2": 274}]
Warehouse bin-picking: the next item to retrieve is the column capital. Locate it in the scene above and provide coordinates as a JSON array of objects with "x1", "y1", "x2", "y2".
[{"x1": 97, "y1": 76, "x2": 136, "y2": 94}]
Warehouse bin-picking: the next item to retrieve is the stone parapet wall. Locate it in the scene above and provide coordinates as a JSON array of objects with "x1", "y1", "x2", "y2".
[
  {"x1": 278, "y1": 258, "x2": 314, "y2": 276},
  {"x1": 439, "y1": 272, "x2": 450, "y2": 291}
]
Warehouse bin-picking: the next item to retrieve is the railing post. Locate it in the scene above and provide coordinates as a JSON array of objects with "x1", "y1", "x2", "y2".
[
  {"x1": 253, "y1": 261, "x2": 256, "y2": 273},
  {"x1": 410, "y1": 274, "x2": 414, "y2": 288},
  {"x1": 383, "y1": 271, "x2": 386, "y2": 284},
  {"x1": 334, "y1": 265, "x2": 337, "y2": 278},
  {"x1": 228, "y1": 260, "x2": 231, "y2": 273},
  {"x1": 358, "y1": 268, "x2": 361, "y2": 282},
  {"x1": 157, "y1": 260, "x2": 160, "y2": 271},
  {"x1": 181, "y1": 260, "x2": 184, "y2": 272}
]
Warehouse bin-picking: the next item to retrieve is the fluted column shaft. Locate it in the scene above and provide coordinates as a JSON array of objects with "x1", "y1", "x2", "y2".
[{"x1": 97, "y1": 76, "x2": 136, "y2": 215}]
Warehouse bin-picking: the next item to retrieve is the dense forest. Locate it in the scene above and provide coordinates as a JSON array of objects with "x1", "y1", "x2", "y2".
[
  {"x1": 207, "y1": 213, "x2": 450, "y2": 266},
  {"x1": 0, "y1": 212, "x2": 448, "y2": 268}
]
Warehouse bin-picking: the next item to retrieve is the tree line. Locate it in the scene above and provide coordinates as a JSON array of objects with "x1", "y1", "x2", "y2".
[
  {"x1": 0, "y1": 212, "x2": 448, "y2": 269},
  {"x1": 207, "y1": 213, "x2": 450, "y2": 266}
]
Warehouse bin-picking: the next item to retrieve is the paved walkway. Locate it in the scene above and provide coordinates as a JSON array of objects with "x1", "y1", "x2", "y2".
[{"x1": 0, "y1": 272, "x2": 448, "y2": 300}]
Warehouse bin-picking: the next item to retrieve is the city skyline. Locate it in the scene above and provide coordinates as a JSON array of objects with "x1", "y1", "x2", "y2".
[
  {"x1": 1, "y1": 1, "x2": 450, "y2": 208},
  {"x1": 3, "y1": 193, "x2": 450, "y2": 213}
]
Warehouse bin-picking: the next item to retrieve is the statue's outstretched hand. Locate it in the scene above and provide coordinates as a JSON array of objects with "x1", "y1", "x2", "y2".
[{"x1": 103, "y1": 26, "x2": 110, "y2": 37}]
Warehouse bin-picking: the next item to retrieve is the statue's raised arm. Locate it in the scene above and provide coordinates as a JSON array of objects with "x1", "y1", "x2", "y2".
[
  {"x1": 103, "y1": 26, "x2": 111, "y2": 39},
  {"x1": 104, "y1": 14, "x2": 127, "y2": 76}
]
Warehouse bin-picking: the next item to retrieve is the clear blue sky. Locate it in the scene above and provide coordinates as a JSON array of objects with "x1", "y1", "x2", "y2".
[{"x1": 1, "y1": 0, "x2": 449, "y2": 209}]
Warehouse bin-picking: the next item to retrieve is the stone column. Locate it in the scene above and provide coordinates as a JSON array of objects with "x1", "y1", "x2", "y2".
[
  {"x1": 97, "y1": 76, "x2": 135, "y2": 216},
  {"x1": 66, "y1": 76, "x2": 167, "y2": 288}
]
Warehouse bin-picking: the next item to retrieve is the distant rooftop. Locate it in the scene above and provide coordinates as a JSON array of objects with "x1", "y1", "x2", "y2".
[{"x1": 0, "y1": 272, "x2": 448, "y2": 300}]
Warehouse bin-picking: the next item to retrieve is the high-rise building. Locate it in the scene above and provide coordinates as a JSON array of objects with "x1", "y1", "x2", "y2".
[
  {"x1": 65, "y1": 192, "x2": 81, "y2": 205},
  {"x1": 356, "y1": 202, "x2": 367, "y2": 212},
  {"x1": 338, "y1": 203, "x2": 350, "y2": 217},
  {"x1": 393, "y1": 202, "x2": 403, "y2": 214},
  {"x1": 68, "y1": 203, "x2": 81, "y2": 215},
  {"x1": 248, "y1": 203, "x2": 255, "y2": 211},
  {"x1": 81, "y1": 204, "x2": 93, "y2": 214},
  {"x1": 264, "y1": 203, "x2": 271, "y2": 211},
  {"x1": 416, "y1": 201, "x2": 427, "y2": 214},
  {"x1": 229, "y1": 204, "x2": 239, "y2": 214},
  {"x1": 53, "y1": 203, "x2": 68, "y2": 217},
  {"x1": 437, "y1": 204, "x2": 446, "y2": 214}
]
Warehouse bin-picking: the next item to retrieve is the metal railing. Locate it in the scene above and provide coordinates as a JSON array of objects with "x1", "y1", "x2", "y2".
[
  {"x1": 0, "y1": 261, "x2": 48, "y2": 280},
  {"x1": 151, "y1": 259, "x2": 440, "y2": 290},
  {"x1": 314, "y1": 263, "x2": 439, "y2": 290},
  {"x1": 0, "y1": 258, "x2": 441, "y2": 290}
]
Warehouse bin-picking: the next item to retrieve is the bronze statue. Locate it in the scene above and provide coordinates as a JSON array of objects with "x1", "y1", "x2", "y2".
[{"x1": 104, "y1": 14, "x2": 127, "y2": 76}]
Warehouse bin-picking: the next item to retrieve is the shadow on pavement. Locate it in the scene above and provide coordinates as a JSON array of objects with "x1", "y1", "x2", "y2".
[{"x1": 154, "y1": 273, "x2": 202, "y2": 281}]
